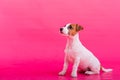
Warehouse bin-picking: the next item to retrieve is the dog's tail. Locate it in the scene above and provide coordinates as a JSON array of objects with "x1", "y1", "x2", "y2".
[{"x1": 100, "y1": 66, "x2": 113, "y2": 72}]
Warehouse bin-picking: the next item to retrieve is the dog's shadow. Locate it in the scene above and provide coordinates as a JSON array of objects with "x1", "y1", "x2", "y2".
[
  {"x1": 58, "y1": 72, "x2": 113, "y2": 80},
  {"x1": 58, "y1": 76, "x2": 78, "y2": 80}
]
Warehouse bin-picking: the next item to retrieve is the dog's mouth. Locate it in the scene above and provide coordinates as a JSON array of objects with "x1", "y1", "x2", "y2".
[
  {"x1": 60, "y1": 31, "x2": 63, "y2": 34},
  {"x1": 59, "y1": 27, "x2": 69, "y2": 36}
]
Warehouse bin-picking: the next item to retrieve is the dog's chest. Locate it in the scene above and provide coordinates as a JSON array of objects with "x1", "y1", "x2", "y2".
[
  {"x1": 65, "y1": 50, "x2": 76, "y2": 62},
  {"x1": 64, "y1": 37, "x2": 82, "y2": 61},
  {"x1": 65, "y1": 41, "x2": 81, "y2": 54},
  {"x1": 65, "y1": 46, "x2": 80, "y2": 62}
]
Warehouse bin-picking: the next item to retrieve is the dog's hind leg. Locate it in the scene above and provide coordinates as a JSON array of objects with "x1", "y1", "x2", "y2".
[{"x1": 85, "y1": 67, "x2": 100, "y2": 75}]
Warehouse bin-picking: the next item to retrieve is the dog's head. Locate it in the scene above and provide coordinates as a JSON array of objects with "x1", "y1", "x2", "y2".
[{"x1": 60, "y1": 23, "x2": 83, "y2": 37}]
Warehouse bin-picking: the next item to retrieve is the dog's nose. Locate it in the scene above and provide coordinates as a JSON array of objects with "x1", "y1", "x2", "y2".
[{"x1": 60, "y1": 28, "x2": 63, "y2": 32}]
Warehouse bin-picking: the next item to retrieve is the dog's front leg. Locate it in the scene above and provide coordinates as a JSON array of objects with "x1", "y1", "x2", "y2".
[
  {"x1": 59, "y1": 56, "x2": 68, "y2": 76},
  {"x1": 71, "y1": 58, "x2": 80, "y2": 77}
]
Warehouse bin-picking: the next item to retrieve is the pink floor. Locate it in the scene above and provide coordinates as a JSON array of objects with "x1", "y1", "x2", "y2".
[{"x1": 0, "y1": 61, "x2": 119, "y2": 80}]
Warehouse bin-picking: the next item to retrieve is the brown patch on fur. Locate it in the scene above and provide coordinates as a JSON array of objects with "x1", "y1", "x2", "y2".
[{"x1": 68, "y1": 24, "x2": 83, "y2": 36}]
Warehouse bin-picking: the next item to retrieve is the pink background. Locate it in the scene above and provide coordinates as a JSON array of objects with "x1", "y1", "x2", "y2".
[{"x1": 0, "y1": 0, "x2": 120, "y2": 67}]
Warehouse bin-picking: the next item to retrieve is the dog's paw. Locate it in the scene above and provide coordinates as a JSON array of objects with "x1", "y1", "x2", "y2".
[
  {"x1": 58, "y1": 71, "x2": 66, "y2": 76},
  {"x1": 71, "y1": 72, "x2": 77, "y2": 77},
  {"x1": 85, "y1": 71, "x2": 99, "y2": 75},
  {"x1": 85, "y1": 71, "x2": 93, "y2": 75}
]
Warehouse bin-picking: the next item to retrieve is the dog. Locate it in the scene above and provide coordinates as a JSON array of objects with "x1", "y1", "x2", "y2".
[{"x1": 59, "y1": 23, "x2": 112, "y2": 77}]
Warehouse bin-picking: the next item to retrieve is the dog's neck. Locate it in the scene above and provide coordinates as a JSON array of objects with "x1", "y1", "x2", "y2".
[
  {"x1": 67, "y1": 33, "x2": 79, "y2": 42},
  {"x1": 66, "y1": 33, "x2": 82, "y2": 48}
]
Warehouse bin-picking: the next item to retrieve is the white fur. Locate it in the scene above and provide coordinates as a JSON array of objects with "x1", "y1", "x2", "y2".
[
  {"x1": 59, "y1": 23, "x2": 112, "y2": 77},
  {"x1": 61, "y1": 23, "x2": 71, "y2": 35}
]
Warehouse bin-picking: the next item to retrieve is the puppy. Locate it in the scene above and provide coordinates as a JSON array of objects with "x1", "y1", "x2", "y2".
[{"x1": 59, "y1": 23, "x2": 112, "y2": 77}]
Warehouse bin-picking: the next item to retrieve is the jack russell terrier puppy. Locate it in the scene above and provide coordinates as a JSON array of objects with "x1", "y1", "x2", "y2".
[{"x1": 59, "y1": 23, "x2": 112, "y2": 77}]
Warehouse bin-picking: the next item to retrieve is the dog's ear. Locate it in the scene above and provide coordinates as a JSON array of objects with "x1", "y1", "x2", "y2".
[{"x1": 76, "y1": 24, "x2": 84, "y2": 32}]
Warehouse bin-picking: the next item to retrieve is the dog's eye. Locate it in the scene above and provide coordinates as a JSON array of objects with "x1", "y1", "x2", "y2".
[{"x1": 68, "y1": 25, "x2": 73, "y2": 29}]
